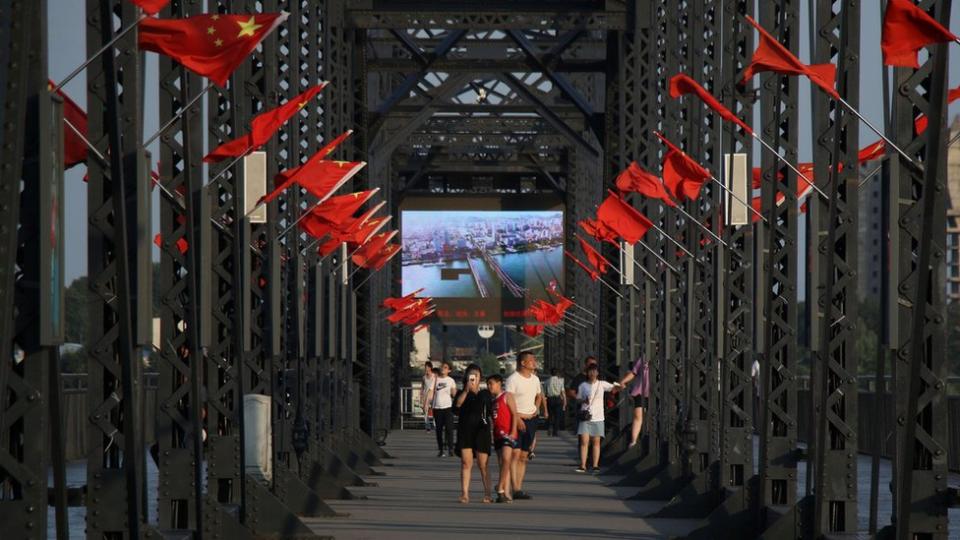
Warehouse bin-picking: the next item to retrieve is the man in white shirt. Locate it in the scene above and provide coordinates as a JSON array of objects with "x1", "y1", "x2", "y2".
[
  {"x1": 505, "y1": 351, "x2": 544, "y2": 499},
  {"x1": 421, "y1": 360, "x2": 436, "y2": 432},
  {"x1": 431, "y1": 361, "x2": 457, "y2": 457}
]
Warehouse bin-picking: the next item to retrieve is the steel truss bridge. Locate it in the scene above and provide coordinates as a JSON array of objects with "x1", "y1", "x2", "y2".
[{"x1": 0, "y1": 0, "x2": 955, "y2": 538}]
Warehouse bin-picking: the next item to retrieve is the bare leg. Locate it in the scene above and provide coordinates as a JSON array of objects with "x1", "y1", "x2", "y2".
[
  {"x1": 630, "y1": 406, "x2": 644, "y2": 446},
  {"x1": 460, "y1": 449, "x2": 473, "y2": 502},
  {"x1": 579, "y1": 434, "x2": 589, "y2": 469},
  {"x1": 477, "y1": 452, "x2": 491, "y2": 501},
  {"x1": 498, "y1": 446, "x2": 513, "y2": 496},
  {"x1": 511, "y1": 451, "x2": 529, "y2": 493},
  {"x1": 591, "y1": 437, "x2": 601, "y2": 469}
]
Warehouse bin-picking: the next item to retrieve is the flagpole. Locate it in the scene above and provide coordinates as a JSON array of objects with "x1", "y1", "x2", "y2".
[
  {"x1": 834, "y1": 96, "x2": 920, "y2": 170},
  {"x1": 64, "y1": 118, "x2": 107, "y2": 164},
  {"x1": 566, "y1": 298, "x2": 597, "y2": 318},
  {"x1": 563, "y1": 309, "x2": 593, "y2": 326},
  {"x1": 636, "y1": 239, "x2": 682, "y2": 275},
  {"x1": 669, "y1": 203, "x2": 728, "y2": 247},
  {"x1": 573, "y1": 233, "x2": 643, "y2": 290},
  {"x1": 52, "y1": 13, "x2": 150, "y2": 93},
  {"x1": 750, "y1": 133, "x2": 829, "y2": 200},
  {"x1": 859, "y1": 129, "x2": 960, "y2": 188},
  {"x1": 707, "y1": 174, "x2": 768, "y2": 224},
  {"x1": 143, "y1": 82, "x2": 215, "y2": 148},
  {"x1": 648, "y1": 221, "x2": 696, "y2": 258},
  {"x1": 595, "y1": 275, "x2": 624, "y2": 299}
]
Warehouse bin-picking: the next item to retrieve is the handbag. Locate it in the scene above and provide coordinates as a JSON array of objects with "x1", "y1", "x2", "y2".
[{"x1": 578, "y1": 381, "x2": 600, "y2": 422}]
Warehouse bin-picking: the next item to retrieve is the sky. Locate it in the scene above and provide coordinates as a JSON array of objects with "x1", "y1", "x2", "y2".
[{"x1": 49, "y1": 0, "x2": 960, "y2": 285}]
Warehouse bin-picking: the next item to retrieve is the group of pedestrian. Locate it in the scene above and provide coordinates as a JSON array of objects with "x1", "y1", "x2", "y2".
[{"x1": 420, "y1": 352, "x2": 650, "y2": 502}]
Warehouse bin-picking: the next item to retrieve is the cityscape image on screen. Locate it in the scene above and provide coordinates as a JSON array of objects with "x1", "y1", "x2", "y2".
[{"x1": 401, "y1": 210, "x2": 563, "y2": 301}]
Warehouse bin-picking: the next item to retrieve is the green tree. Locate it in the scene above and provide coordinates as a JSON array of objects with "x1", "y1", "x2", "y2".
[{"x1": 64, "y1": 276, "x2": 96, "y2": 345}]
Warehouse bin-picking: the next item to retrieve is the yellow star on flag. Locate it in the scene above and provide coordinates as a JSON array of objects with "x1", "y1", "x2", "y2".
[
  {"x1": 211, "y1": 14, "x2": 220, "y2": 20},
  {"x1": 207, "y1": 26, "x2": 216, "y2": 35},
  {"x1": 237, "y1": 16, "x2": 264, "y2": 38},
  {"x1": 214, "y1": 38, "x2": 224, "y2": 47},
  {"x1": 333, "y1": 160, "x2": 349, "y2": 168}
]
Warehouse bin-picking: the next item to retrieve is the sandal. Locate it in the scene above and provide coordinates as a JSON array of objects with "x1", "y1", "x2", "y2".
[
  {"x1": 459, "y1": 495, "x2": 469, "y2": 504},
  {"x1": 482, "y1": 494, "x2": 493, "y2": 503}
]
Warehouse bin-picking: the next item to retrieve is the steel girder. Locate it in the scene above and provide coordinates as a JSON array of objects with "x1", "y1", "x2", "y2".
[
  {"x1": 891, "y1": 1, "x2": 953, "y2": 538},
  {"x1": 0, "y1": 2, "x2": 53, "y2": 537},
  {"x1": 754, "y1": 1, "x2": 801, "y2": 530},
  {"x1": 84, "y1": 1, "x2": 151, "y2": 536},
  {"x1": 809, "y1": 0, "x2": 860, "y2": 534},
  {"x1": 155, "y1": 0, "x2": 207, "y2": 532}
]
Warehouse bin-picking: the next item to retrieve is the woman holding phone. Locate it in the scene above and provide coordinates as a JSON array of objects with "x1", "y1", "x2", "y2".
[{"x1": 454, "y1": 363, "x2": 493, "y2": 503}]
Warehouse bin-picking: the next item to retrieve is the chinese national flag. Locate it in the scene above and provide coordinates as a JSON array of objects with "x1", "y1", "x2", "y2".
[
  {"x1": 138, "y1": 12, "x2": 287, "y2": 87},
  {"x1": 578, "y1": 237, "x2": 609, "y2": 275},
  {"x1": 260, "y1": 130, "x2": 356, "y2": 204},
  {"x1": 565, "y1": 250, "x2": 600, "y2": 282},
  {"x1": 318, "y1": 214, "x2": 388, "y2": 257},
  {"x1": 129, "y1": 0, "x2": 170, "y2": 15},
  {"x1": 351, "y1": 231, "x2": 397, "y2": 268},
  {"x1": 387, "y1": 299, "x2": 429, "y2": 324},
  {"x1": 365, "y1": 243, "x2": 401, "y2": 271},
  {"x1": 383, "y1": 288, "x2": 426, "y2": 310},
  {"x1": 615, "y1": 162, "x2": 677, "y2": 207},
  {"x1": 882, "y1": 0, "x2": 958, "y2": 68},
  {"x1": 657, "y1": 133, "x2": 712, "y2": 201},
  {"x1": 742, "y1": 15, "x2": 839, "y2": 100},
  {"x1": 298, "y1": 215, "x2": 336, "y2": 240},
  {"x1": 309, "y1": 189, "x2": 378, "y2": 226},
  {"x1": 49, "y1": 81, "x2": 88, "y2": 169},
  {"x1": 204, "y1": 83, "x2": 327, "y2": 163},
  {"x1": 597, "y1": 191, "x2": 653, "y2": 244},
  {"x1": 669, "y1": 74, "x2": 754, "y2": 135},
  {"x1": 579, "y1": 218, "x2": 619, "y2": 246}
]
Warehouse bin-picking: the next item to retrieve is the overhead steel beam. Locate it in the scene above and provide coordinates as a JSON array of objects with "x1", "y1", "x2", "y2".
[
  {"x1": 379, "y1": 73, "x2": 473, "y2": 157},
  {"x1": 506, "y1": 28, "x2": 603, "y2": 139},
  {"x1": 367, "y1": 58, "x2": 608, "y2": 72},
  {"x1": 348, "y1": 10, "x2": 627, "y2": 30},
  {"x1": 501, "y1": 72, "x2": 599, "y2": 158}
]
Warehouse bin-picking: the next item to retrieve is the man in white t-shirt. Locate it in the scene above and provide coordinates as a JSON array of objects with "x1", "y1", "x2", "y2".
[
  {"x1": 505, "y1": 351, "x2": 544, "y2": 499},
  {"x1": 421, "y1": 360, "x2": 436, "y2": 432},
  {"x1": 431, "y1": 361, "x2": 457, "y2": 457}
]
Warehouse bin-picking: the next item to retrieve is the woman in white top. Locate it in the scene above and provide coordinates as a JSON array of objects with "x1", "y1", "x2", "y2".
[{"x1": 575, "y1": 364, "x2": 619, "y2": 473}]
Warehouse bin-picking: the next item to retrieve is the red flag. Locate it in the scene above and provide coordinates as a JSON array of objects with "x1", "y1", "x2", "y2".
[
  {"x1": 138, "y1": 13, "x2": 287, "y2": 87},
  {"x1": 204, "y1": 83, "x2": 327, "y2": 163},
  {"x1": 656, "y1": 132, "x2": 712, "y2": 201},
  {"x1": 318, "y1": 214, "x2": 389, "y2": 257},
  {"x1": 597, "y1": 191, "x2": 653, "y2": 244},
  {"x1": 521, "y1": 325, "x2": 544, "y2": 338},
  {"x1": 882, "y1": 0, "x2": 958, "y2": 68},
  {"x1": 578, "y1": 237, "x2": 609, "y2": 275},
  {"x1": 913, "y1": 85, "x2": 960, "y2": 134},
  {"x1": 579, "y1": 218, "x2": 620, "y2": 246},
  {"x1": 669, "y1": 74, "x2": 754, "y2": 135},
  {"x1": 616, "y1": 162, "x2": 677, "y2": 207},
  {"x1": 366, "y1": 243, "x2": 401, "y2": 271},
  {"x1": 742, "y1": 15, "x2": 840, "y2": 100},
  {"x1": 388, "y1": 300, "x2": 430, "y2": 324},
  {"x1": 309, "y1": 189, "x2": 378, "y2": 226},
  {"x1": 260, "y1": 131, "x2": 357, "y2": 204},
  {"x1": 129, "y1": 0, "x2": 170, "y2": 15},
  {"x1": 565, "y1": 250, "x2": 600, "y2": 282},
  {"x1": 383, "y1": 288, "x2": 426, "y2": 310},
  {"x1": 49, "y1": 81, "x2": 88, "y2": 169},
  {"x1": 352, "y1": 231, "x2": 398, "y2": 268},
  {"x1": 298, "y1": 215, "x2": 336, "y2": 240}
]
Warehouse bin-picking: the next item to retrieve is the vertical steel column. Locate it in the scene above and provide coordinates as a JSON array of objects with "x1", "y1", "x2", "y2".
[
  {"x1": 84, "y1": 1, "x2": 149, "y2": 536},
  {"x1": 810, "y1": 0, "x2": 860, "y2": 534},
  {"x1": 718, "y1": 0, "x2": 755, "y2": 512},
  {"x1": 0, "y1": 1, "x2": 50, "y2": 536},
  {"x1": 891, "y1": 1, "x2": 952, "y2": 538},
  {"x1": 155, "y1": 0, "x2": 206, "y2": 532},
  {"x1": 755, "y1": 0, "x2": 800, "y2": 533}
]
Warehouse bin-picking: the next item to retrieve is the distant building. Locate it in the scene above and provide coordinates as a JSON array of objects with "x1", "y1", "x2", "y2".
[
  {"x1": 946, "y1": 116, "x2": 960, "y2": 302},
  {"x1": 857, "y1": 115, "x2": 960, "y2": 302}
]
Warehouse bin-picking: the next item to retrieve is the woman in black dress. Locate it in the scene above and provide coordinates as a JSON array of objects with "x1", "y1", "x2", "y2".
[{"x1": 454, "y1": 363, "x2": 493, "y2": 503}]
